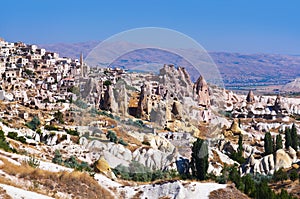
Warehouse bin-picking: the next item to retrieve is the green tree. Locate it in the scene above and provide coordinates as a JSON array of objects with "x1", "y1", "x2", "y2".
[
  {"x1": 291, "y1": 123, "x2": 298, "y2": 151},
  {"x1": 229, "y1": 166, "x2": 242, "y2": 189},
  {"x1": 289, "y1": 169, "x2": 298, "y2": 181},
  {"x1": 242, "y1": 174, "x2": 256, "y2": 197},
  {"x1": 190, "y1": 138, "x2": 209, "y2": 181},
  {"x1": 264, "y1": 132, "x2": 273, "y2": 155},
  {"x1": 285, "y1": 128, "x2": 292, "y2": 149},
  {"x1": 255, "y1": 180, "x2": 276, "y2": 199},
  {"x1": 237, "y1": 134, "x2": 243, "y2": 157},
  {"x1": 276, "y1": 134, "x2": 283, "y2": 151}
]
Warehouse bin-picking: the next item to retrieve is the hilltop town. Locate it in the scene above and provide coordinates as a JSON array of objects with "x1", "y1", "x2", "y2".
[{"x1": 0, "y1": 38, "x2": 300, "y2": 199}]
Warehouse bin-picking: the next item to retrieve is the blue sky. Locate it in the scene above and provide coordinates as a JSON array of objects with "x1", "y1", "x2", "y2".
[{"x1": 1, "y1": 0, "x2": 300, "y2": 54}]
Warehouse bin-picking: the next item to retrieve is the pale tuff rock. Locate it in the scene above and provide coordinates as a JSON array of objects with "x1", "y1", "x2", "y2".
[
  {"x1": 171, "y1": 100, "x2": 182, "y2": 119},
  {"x1": 150, "y1": 103, "x2": 167, "y2": 127},
  {"x1": 136, "y1": 82, "x2": 151, "y2": 119},
  {"x1": 100, "y1": 85, "x2": 118, "y2": 112},
  {"x1": 287, "y1": 146, "x2": 297, "y2": 162},
  {"x1": 223, "y1": 119, "x2": 242, "y2": 136},
  {"x1": 246, "y1": 90, "x2": 255, "y2": 103},
  {"x1": 82, "y1": 136, "x2": 178, "y2": 171},
  {"x1": 243, "y1": 149, "x2": 296, "y2": 175},
  {"x1": 193, "y1": 75, "x2": 210, "y2": 108},
  {"x1": 114, "y1": 81, "x2": 128, "y2": 116},
  {"x1": 143, "y1": 134, "x2": 175, "y2": 152},
  {"x1": 81, "y1": 78, "x2": 101, "y2": 103},
  {"x1": 275, "y1": 149, "x2": 293, "y2": 171}
]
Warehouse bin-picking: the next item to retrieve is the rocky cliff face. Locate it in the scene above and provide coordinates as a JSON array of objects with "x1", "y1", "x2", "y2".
[{"x1": 123, "y1": 65, "x2": 213, "y2": 126}]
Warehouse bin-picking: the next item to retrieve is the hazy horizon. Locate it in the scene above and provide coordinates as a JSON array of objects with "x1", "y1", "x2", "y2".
[{"x1": 1, "y1": 0, "x2": 300, "y2": 54}]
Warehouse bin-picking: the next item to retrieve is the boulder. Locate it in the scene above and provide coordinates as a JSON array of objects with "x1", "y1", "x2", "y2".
[
  {"x1": 86, "y1": 140, "x2": 107, "y2": 151},
  {"x1": 132, "y1": 146, "x2": 178, "y2": 170},
  {"x1": 79, "y1": 137, "x2": 88, "y2": 147},
  {"x1": 275, "y1": 149, "x2": 293, "y2": 170},
  {"x1": 95, "y1": 156, "x2": 116, "y2": 180},
  {"x1": 143, "y1": 134, "x2": 175, "y2": 153}
]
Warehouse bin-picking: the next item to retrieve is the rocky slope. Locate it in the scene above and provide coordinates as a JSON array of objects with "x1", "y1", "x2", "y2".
[{"x1": 282, "y1": 77, "x2": 300, "y2": 92}]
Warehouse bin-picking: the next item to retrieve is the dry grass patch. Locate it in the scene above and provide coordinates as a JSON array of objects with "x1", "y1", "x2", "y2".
[
  {"x1": 0, "y1": 186, "x2": 12, "y2": 199},
  {"x1": 0, "y1": 157, "x2": 114, "y2": 199},
  {"x1": 209, "y1": 184, "x2": 249, "y2": 199}
]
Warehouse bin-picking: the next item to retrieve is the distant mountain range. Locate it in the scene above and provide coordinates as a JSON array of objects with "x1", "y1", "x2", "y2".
[{"x1": 40, "y1": 41, "x2": 300, "y2": 89}]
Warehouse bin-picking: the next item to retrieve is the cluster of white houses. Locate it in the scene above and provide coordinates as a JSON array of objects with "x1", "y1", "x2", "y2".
[{"x1": 0, "y1": 38, "x2": 128, "y2": 121}]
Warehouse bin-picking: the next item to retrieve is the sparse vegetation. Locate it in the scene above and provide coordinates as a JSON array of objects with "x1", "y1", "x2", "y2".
[
  {"x1": 65, "y1": 128, "x2": 79, "y2": 136},
  {"x1": 0, "y1": 130, "x2": 17, "y2": 153},
  {"x1": 26, "y1": 116, "x2": 41, "y2": 131},
  {"x1": 44, "y1": 125, "x2": 60, "y2": 131},
  {"x1": 74, "y1": 99, "x2": 88, "y2": 109},
  {"x1": 0, "y1": 157, "x2": 113, "y2": 199},
  {"x1": 106, "y1": 130, "x2": 128, "y2": 146},
  {"x1": 113, "y1": 161, "x2": 177, "y2": 182},
  {"x1": 25, "y1": 155, "x2": 40, "y2": 168},
  {"x1": 7, "y1": 132, "x2": 27, "y2": 144},
  {"x1": 51, "y1": 150, "x2": 92, "y2": 172}
]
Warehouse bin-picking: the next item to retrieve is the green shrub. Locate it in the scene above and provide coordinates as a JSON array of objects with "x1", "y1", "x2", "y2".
[
  {"x1": 142, "y1": 141, "x2": 150, "y2": 146},
  {"x1": 7, "y1": 132, "x2": 18, "y2": 139},
  {"x1": 44, "y1": 125, "x2": 59, "y2": 131},
  {"x1": 289, "y1": 169, "x2": 299, "y2": 181},
  {"x1": 52, "y1": 149, "x2": 63, "y2": 165},
  {"x1": 36, "y1": 129, "x2": 42, "y2": 135},
  {"x1": 65, "y1": 129, "x2": 79, "y2": 136},
  {"x1": 74, "y1": 99, "x2": 88, "y2": 109},
  {"x1": 63, "y1": 155, "x2": 79, "y2": 169},
  {"x1": 118, "y1": 138, "x2": 128, "y2": 146},
  {"x1": 54, "y1": 111, "x2": 64, "y2": 124},
  {"x1": 17, "y1": 136, "x2": 27, "y2": 144},
  {"x1": 26, "y1": 116, "x2": 40, "y2": 131},
  {"x1": 273, "y1": 168, "x2": 288, "y2": 183},
  {"x1": 26, "y1": 156, "x2": 40, "y2": 168},
  {"x1": 106, "y1": 130, "x2": 117, "y2": 143},
  {"x1": 113, "y1": 161, "x2": 173, "y2": 182},
  {"x1": 0, "y1": 130, "x2": 17, "y2": 153},
  {"x1": 7, "y1": 132, "x2": 27, "y2": 144}
]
